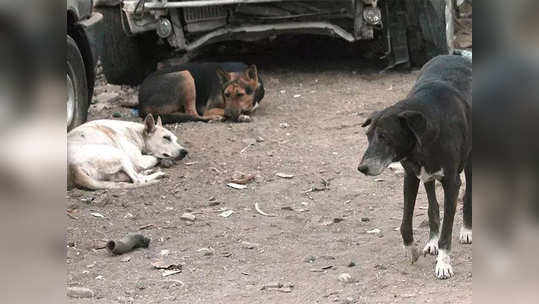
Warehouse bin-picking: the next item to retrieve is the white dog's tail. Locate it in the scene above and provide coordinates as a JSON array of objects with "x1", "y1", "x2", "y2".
[{"x1": 70, "y1": 165, "x2": 159, "y2": 190}]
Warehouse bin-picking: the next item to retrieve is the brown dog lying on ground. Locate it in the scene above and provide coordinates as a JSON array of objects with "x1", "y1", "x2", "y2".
[{"x1": 138, "y1": 62, "x2": 265, "y2": 123}]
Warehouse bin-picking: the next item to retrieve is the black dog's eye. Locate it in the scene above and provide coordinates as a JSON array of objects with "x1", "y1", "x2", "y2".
[
  {"x1": 224, "y1": 92, "x2": 231, "y2": 98},
  {"x1": 245, "y1": 88, "x2": 253, "y2": 95},
  {"x1": 163, "y1": 135, "x2": 171, "y2": 142}
]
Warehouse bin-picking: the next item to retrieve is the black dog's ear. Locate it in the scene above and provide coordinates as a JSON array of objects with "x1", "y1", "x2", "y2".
[
  {"x1": 144, "y1": 114, "x2": 156, "y2": 134},
  {"x1": 361, "y1": 111, "x2": 378, "y2": 128},
  {"x1": 216, "y1": 67, "x2": 231, "y2": 84},
  {"x1": 399, "y1": 111, "x2": 437, "y2": 146}
]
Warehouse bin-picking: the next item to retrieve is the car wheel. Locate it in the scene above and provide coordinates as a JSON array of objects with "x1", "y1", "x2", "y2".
[
  {"x1": 67, "y1": 35, "x2": 89, "y2": 131},
  {"x1": 405, "y1": 0, "x2": 454, "y2": 66},
  {"x1": 96, "y1": 6, "x2": 159, "y2": 85}
]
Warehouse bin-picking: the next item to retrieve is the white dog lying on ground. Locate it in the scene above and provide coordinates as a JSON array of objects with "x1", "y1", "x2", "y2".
[{"x1": 68, "y1": 114, "x2": 187, "y2": 189}]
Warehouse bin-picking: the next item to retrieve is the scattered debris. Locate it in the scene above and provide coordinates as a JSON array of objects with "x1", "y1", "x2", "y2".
[
  {"x1": 361, "y1": 217, "x2": 370, "y2": 222},
  {"x1": 374, "y1": 178, "x2": 385, "y2": 182},
  {"x1": 180, "y1": 213, "x2": 196, "y2": 221},
  {"x1": 184, "y1": 161, "x2": 198, "y2": 166},
  {"x1": 241, "y1": 241, "x2": 259, "y2": 249},
  {"x1": 261, "y1": 282, "x2": 294, "y2": 293},
  {"x1": 367, "y1": 228, "x2": 381, "y2": 234},
  {"x1": 227, "y1": 183, "x2": 247, "y2": 190},
  {"x1": 347, "y1": 261, "x2": 356, "y2": 267},
  {"x1": 228, "y1": 174, "x2": 255, "y2": 185},
  {"x1": 160, "y1": 249, "x2": 170, "y2": 256},
  {"x1": 94, "y1": 92, "x2": 120, "y2": 104},
  {"x1": 388, "y1": 163, "x2": 405, "y2": 175},
  {"x1": 219, "y1": 210, "x2": 235, "y2": 218},
  {"x1": 90, "y1": 212, "x2": 105, "y2": 218},
  {"x1": 120, "y1": 256, "x2": 131, "y2": 262},
  {"x1": 338, "y1": 273, "x2": 353, "y2": 283},
  {"x1": 276, "y1": 172, "x2": 294, "y2": 179},
  {"x1": 112, "y1": 112, "x2": 122, "y2": 118},
  {"x1": 151, "y1": 261, "x2": 183, "y2": 271},
  {"x1": 197, "y1": 247, "x2": 215, "y2": 256},
  {"x1": 67, "y1": 287, "x2": 94, "y2": 299},
  {"x1": 254, "y1": 203, "x2": 276, "y2": 217},
  {"x1": 256, "y1": 136, "x2": 265, "y2": 143},
  {"x1": 293, "y1": 94, "x2": 301, "y2": 98},
  {"x1": 304, "y1": 256, "x2": 316, "y2": 263},
  {"x1": 107, "y1": 234, "x2": 150, "y2": 255},
  {"x1": 279, "y1": 122, "x2": 289, "y2": 128},
  {"x1": 162, "y1": 270, "x2": 182, "y2": 277},
  {"x1": 280, "y1": 90, "x2": 286, "y2": 94},
  {"x1": 139, "y1": 224, "x2": 155, "y2": 230}
]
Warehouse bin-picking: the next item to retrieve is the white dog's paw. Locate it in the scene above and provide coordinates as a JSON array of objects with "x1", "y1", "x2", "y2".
[
  {"x1": 237, "y1": 115, "x2": 252, "y2": 123},
  {"x1": 404, "y1": 244, "x2": 420, "y2": 264},
  {"x1": 435, "y1": 250, "x2": 454, "y2": 279},
  {"x1": 423, "y1": 235, "x2": 439, "y2": 256},
  {"x1": 154, "y1": 171, "x2": 167, "y2": 179},
  {"x1": 459, "y1": 227, "x2": 472, "y2": 244}
]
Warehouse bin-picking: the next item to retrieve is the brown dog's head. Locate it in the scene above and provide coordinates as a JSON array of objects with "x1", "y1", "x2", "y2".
[{"x1": 216, "y1": 65, "x2": 259, "y2": 121}]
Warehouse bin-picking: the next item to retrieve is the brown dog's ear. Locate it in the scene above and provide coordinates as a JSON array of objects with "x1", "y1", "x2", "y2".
[
  {"x1": 244, "y1": 65, "x2": 258, "y2": 83},
  {"x1": 144, "y1": 114, "x2": 156, "y2": 134},
  {"x1": 156, "y1": 115, "x2": 163, "y2": 127},
  {"x1": 361, "y1": 111, "x2": 378, "y2": 128},
  {"x1": 216, "y1": 67, "x2": 231, "y2": 85},
  {"x1": 399, "y1": 110, "x2": 437, "y2": 146}
]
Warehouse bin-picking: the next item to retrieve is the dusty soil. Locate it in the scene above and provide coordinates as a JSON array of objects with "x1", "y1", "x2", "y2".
[{"x1": 67, "y1": 36, "x2": 472, "y2": 304}]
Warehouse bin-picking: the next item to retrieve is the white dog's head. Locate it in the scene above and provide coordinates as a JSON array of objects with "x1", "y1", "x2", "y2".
[{"x1": 143, "y1": 114, "x2": 187, "y2": 160}]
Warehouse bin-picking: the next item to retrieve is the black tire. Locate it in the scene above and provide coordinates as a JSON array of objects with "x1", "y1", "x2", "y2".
[
  {"x1": 405, "y1": 0, "x2": 454, "y2": 66},
  {"x1": 67, "y1": 35, "x2": 89, "y2": 131},
  {"x1": 96, "y1": 6, "x2": 158, "y2": 85}
]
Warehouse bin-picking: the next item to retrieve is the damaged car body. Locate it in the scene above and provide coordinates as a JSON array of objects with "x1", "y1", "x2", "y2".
[{"x1": 95, "y1": 0, "x2": 454, "y2": 85}]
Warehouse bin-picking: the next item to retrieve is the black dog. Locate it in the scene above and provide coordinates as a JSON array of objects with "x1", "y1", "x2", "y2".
[
  {"x1": 138, "y1": 62, "x2": 265, "y2": 123},
  {"x1": 358, "y1": 55, "x2": 472, "y2": 279}
]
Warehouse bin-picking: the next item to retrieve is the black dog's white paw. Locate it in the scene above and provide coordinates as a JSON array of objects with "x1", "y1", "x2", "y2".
[
  {"x1": 435, "y1": 250, "x2": 454, "y2": 279},
  {"x1": 459, "y1": 227, "x2": 472, "y2": 244},
  {"x1": 423, "y1": 235, "x2": 439, "y2": 256},
  {"x1": 159, "y1": 159, "x2": 175, "y2": 168}
]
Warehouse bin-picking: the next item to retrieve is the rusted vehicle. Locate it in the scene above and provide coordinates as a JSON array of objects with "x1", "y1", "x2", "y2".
[{"x1": 95, "y1": 0, "x2": 454, "y2": 85}]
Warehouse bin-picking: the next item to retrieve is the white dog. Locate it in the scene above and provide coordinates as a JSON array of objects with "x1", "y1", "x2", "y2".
[{"x1": 68, "y1": 114, "x2": 187, "y2": 189}]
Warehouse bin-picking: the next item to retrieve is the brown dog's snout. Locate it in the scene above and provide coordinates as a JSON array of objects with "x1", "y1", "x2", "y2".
[{"x1": 224, "y1": 108, "x2": 240, "y2": 121}]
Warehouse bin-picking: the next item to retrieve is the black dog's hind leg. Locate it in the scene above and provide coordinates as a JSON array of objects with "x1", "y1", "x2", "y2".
[
  {"x1": 436, "y1": 173, "x2": 461, "y2": 279},
  {"x1": 423, "y1": 181, "x2": 441, "y2": 255},
  {"x1": 460, "y1": 157, "x2": 472, "y2": 244},
  {"x1": 401, "y1": 172, "x2": 420, "y2": 263}
]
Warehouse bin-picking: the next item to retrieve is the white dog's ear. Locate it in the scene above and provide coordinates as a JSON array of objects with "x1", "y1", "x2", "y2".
[
  {"x1": 156, "y1": 116, "x2": 163, "y2": 127},
  {"x1": 144, "y1": 114, "x2": 156, "y2": 134}
]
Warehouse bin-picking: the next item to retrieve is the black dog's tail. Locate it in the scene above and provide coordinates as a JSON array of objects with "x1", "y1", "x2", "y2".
[{"x1": 157, "y1": 113, "x2": 210, "y2": 124}]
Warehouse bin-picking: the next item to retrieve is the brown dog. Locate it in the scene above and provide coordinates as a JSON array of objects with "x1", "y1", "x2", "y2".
[{"x1": 138, "y1": 62, "x2": 265, "y2": 123}]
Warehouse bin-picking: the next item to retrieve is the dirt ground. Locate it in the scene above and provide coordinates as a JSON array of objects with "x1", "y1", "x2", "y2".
[{"x1": 67, "y1": 36, "x2": 472, "y2": 303}]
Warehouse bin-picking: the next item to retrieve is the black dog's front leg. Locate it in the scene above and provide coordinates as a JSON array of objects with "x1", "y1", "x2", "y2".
[
  {"x1": 401, "y1": 172, "x2": 420, "y2": 263},
  {"x1": 436, "y1": 173, "x2": 461, "y2": 279},
  {"x1": 423, "y1": 181, "x2": 441, "y2": 256}
]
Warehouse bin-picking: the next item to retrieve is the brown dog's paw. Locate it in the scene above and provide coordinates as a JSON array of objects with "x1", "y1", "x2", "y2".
[
  {"x1": 207, "y1": 115, "x2": 225, "y2": 123},
  {"x1": 159, "y1": 159, "x2": 175, "y2": 168},
  {"x1": 237, "y1": 115, "x2": 252, "y2": 123}
]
